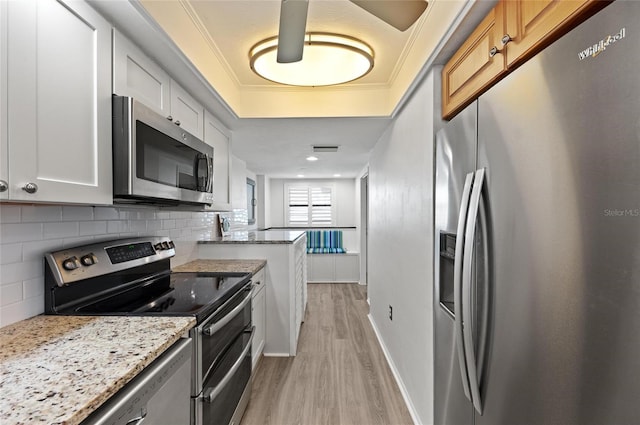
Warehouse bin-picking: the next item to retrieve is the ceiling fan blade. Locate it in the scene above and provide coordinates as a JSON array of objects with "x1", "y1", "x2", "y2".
[
  {"x1": 277, "y1": 0, "x2": 309, "y2": 63},
  {"x1": 350, "y1": 0, "x2": 428, "y2": 31}
]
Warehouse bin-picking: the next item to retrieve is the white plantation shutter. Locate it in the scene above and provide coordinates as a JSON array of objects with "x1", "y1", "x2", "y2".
[
  {"x1": 286, "y1": 185, "x2": 334, "y2": 226},
  {"x1": 288, "y1": 187, "x2": 309, "y2": 224},
  {"x1": 310, "y1": 187, "x2": 332, "y2": 225}
]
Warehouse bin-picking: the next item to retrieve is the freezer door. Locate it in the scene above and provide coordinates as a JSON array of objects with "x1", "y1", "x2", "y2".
[
  {"x1": 434, "y1": 102, "x2": 477, "y2": 425},
  {"x1": 476, "y1": 2, "x2": 640, "y2": 424}
]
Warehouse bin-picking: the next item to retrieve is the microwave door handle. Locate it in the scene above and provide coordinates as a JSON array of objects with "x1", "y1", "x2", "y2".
[
  {"x1": 194, "y1": 154, "x2": 208, "y2": 192},
  {"x1": 207, "y1": 154, "x2": 214, "y2": 193}
]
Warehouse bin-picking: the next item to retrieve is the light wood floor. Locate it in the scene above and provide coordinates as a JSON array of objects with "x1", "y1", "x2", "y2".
[{"x1": 240, "y1": 283, "x2": 414, "y2": 425}]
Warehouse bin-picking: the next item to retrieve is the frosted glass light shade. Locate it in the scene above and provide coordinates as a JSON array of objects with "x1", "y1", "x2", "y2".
[{"x1": 250, "y1": 33, "x2": 374, "y2": 87}]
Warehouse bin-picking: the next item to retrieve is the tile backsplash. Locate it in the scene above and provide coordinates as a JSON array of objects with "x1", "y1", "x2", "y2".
[{"x1": 0, "y1": 204, "x2": 247, "y2": 327}]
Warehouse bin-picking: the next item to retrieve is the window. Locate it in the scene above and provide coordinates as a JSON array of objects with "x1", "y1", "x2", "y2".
[
  {"x1": 285, "y1": 184, "x2": 335, "y2": 227},
  {"x1": 246, "y1": 178, "x2": 256, "y2": 225}
]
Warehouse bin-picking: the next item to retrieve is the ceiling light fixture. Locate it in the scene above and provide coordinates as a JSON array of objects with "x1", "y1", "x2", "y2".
[
  {"x1": 297, "y1": 174, "x2": 305, "y2": 178},
  {"x1": 306, "y1": 156, "x2": 318, "y2": 161},
  {"x1": 250, "y1": 33, "x2": 374, "y2": 87},
  {"x1": 333, "y1": 174, "x2": 342, "y2": 177}
]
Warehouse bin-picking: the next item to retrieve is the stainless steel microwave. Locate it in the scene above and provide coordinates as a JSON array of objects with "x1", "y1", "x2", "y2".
[{"x1": 112, "y1": 96, "x2": 214, "y2": 205}]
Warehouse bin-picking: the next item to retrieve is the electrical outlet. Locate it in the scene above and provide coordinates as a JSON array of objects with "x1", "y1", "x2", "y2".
[{"x1": 389, "y1": 305, "x2": 393, "y2": 321}]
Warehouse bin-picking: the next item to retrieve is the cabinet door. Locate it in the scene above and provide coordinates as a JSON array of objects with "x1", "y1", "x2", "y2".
[
  {"x1": 0, "y1": 0, "x2": 8, "y2": 200},
  {"x1": 251, "y1": 268, "x2": 266, "y2": 370},
  {"x1": 170, "y1": 80, "x2": 204, "y2": 139},
  {"x1": 442, "y1": 2, "x2": 506, "y2": 120},
  {"x1": 7, "y1": 0, "x2": 112, "y2": 204},
  {"x1": 204, "y1": 110, "x2": 232, "y2": 210},
  {"x1": 335, "y1": 254, "x2": 360, "y2": 282},
  {"x1": 113, "y1": 29, "x2": 171, "y2": 116},
  {"x1": 504, "y1": 0, "x2": 603, "y2": 68}
]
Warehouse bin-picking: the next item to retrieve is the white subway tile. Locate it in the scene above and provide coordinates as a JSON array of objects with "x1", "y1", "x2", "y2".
[
  {"x1": 175, "y1": 219, "x2": 188, "y2": 229},
  {"x1": 1, "y1": 282, "x2": 23, "y2": 306},
  {"x1": 162, "y1": 220, "x2": 176, "y2": 229},
  {"x1": 23, "y1": 276, "x2": 44, "y2": 299},
  {"x1": 146, "y1": 220, "x2": 162, "y2": 231},
  {"x1": 1, "y1": 223, "x2": 43, "y2": 243},
  {"x1": 0, "y1": 205, "x2": 21, "y2": 223},
  {"x1": 118, "y1": 232, "x2": 138, "y2": 239},
  {"x1": 79, "y1": 221, "x2": 107, "y2": 236},
  {"x1": 22, "y1": 239, "x2": 64, "y2": 261},
  {"x1": 44, "y1": 222, "x2": 79, "y2": 239},
  {"x1": 0, "y1": 260, "x2": 42, "y2": 284},
  {"x1": 0, "y1": 243, "x2": 23, "y2": 265},
  {"x1": 0, "y1": 295, "x2": 44, "y2": 327},
  {"x1": 107, "y1": 221, "x2": 129, "y2": 234},
  {"x1": 62, "y1": 206, "x2": 94, "y2": 221},
  {"x1": 63, "y1": 236, "x2": 93, "y2": 248},
  {"x1": 21, "y1": 205, "x2": 63, "y2": 222},
  {"x1": 156, "y1": 211, "x2": 172, "y2": 219},
  {"x1": 93, "y1": 207, "x2": 120, "y2": 220},
  {"x1": 129, "y1": 220, "x2": 147, "y2": 232}
]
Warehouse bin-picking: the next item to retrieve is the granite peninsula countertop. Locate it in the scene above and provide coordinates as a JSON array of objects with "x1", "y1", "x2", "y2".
[
  {"x1": 198, "y1": 230, "x2": 305, "y2": 244},
  {"x1": 0, "y1": 315, "x2": 195, "y2": 425},
  {"x1": 173, "y1": 259, "x2": 266, "y2": 275}
]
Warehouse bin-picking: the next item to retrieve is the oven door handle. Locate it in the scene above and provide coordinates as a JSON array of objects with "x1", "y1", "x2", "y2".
[
  {"x1": 202, "y1": 287, "x2": 252, "y2": 337},
  {"x1": 202, "y1": 327, "x2": 255, "y2": 404}
]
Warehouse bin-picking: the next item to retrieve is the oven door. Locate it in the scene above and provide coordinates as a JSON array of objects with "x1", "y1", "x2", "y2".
[
  {"x1": 192, "y1": 282, "x2": 252, "y2": 395},
  {"x1": 193, "y1": 327, "x2": 254, "y2": 425}
]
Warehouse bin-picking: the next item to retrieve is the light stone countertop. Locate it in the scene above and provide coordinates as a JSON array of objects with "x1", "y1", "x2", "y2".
[
  {"x1": 0, "y1": 315, "x2": 195, "y2": 425},
  {"x1": 173, "y1": 259, "x2": 266, "y2": 275},
  {"x1": 198, "y1": 230, "x2": 305, "y2": 244}
]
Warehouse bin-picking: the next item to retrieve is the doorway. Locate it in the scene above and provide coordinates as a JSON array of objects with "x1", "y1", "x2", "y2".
[{"x1": 359, "y1": 173, "x2": 369, "y2": 289}]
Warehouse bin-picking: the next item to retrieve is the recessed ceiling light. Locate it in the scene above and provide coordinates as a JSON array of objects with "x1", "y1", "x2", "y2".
[
  {"x1": 306, "y1": 156, "x2": 318, "y2": 162},
  {"x1": 249, "y1": 33, "x2": 374, "y2": 87},
  {"x1": 297, "y1": 174, "x2": 305, "y2": 178},
  {"x1": 333, "y1": 174, "x2": 341, "y2": 177}
]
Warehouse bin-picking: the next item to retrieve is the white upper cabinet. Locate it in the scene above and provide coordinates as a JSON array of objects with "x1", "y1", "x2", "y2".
[
  {"x1": 5, "y1": 0, "x2": 112, "y2": 204},
  {"x1": 204, "y1": 110, "x2": 232, "y2": 211},
  {"x1": 170, "y1": 80, "x2": 204, "y2": 140},
  {"x1": 0, "y1": 1, "x2": 8, "y2": 200},
  {"x1": 113, "y1": 29, "x2": 171, "y2": 117}
]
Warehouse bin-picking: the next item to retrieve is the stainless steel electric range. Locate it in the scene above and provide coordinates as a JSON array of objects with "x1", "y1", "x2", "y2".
[{"x1": 44, "y1": 236, "x2": 254, "y2": 425}]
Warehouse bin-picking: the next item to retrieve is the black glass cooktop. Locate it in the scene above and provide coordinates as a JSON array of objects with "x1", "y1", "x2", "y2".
[{"x1": 74, "y1": 272, "x2": 251, "y2": 323}]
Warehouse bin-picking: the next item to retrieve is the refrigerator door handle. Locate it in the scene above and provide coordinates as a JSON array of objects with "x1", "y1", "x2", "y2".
[
  {"x1": 462, "y1": 168, "x2": 486, "y2": 414},
  {"x1": 453, "y1": 172, "x2": 475, "y2": 402}
]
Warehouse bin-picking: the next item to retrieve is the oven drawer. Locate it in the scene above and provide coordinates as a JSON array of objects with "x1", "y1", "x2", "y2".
[
  {"x1": 193, "y1": 327, "x2": 254, "y2": 425},
  {"x1": 193, "y1": 282, "x2": 252, "y2": 392}
]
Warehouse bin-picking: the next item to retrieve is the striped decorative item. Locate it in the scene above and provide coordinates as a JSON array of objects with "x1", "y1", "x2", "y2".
[{"x1": 306, "y1": 230, "x2": 346, "y2": 254}]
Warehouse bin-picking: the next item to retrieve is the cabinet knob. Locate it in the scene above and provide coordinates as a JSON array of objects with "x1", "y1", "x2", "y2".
[
  {"x1": 175, "y1": 120, "x2": 181, "y2": 126},
  {"x1": 489, "y1": 46, "x2": 500, "y2": 58},
  {"x1": 22, "y1": 182, "x2": 38, "y2": 194},
  {"x1": 501, "y1": 34, "x2": 512, "y2": 46},
  {"x1": 0, "y1": 180, "x2": 7, "y2": 192},
  {"x1": 167, "y1": 115, "x2": 173, "y2": 121}
]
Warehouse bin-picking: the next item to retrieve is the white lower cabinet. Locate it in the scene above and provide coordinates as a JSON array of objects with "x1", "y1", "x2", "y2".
[
  {"x1": 5, "y1": 0, "x2": 112, "y2": 204},
  {"x1": 307, "y1": 253, "x2": 360, "y2": 282},
  {"x1": 251, "y1": 267, "x2": 266, "y2": 370}
]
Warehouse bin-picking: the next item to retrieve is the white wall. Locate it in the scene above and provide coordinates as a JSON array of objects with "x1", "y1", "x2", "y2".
[
  {"x1": 268, "y1": 178, "x2": 357, "y2": 227},
  {"x1": 367, "y1": 68, "x2": 438, "y2": 424}
]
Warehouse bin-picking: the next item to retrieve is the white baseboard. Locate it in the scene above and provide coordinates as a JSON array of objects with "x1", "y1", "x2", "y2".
[
  {"x1": 263, "y1": 352, "x2": 290, "y2": 357},
  {"x1": 368, "y1": 314, "x2": 421, "y2": 425}
]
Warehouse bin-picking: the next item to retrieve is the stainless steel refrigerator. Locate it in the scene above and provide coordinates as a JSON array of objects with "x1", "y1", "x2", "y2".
[{"x1": 434, "y1": 2, "x2": 640, "y2": 424}]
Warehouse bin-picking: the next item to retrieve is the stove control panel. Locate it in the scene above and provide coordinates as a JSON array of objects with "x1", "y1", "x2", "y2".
[{"x1": 45, "y1": 236, "x2": 175, "y2": 287}]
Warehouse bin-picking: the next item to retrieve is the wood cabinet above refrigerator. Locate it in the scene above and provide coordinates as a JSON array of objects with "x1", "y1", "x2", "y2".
[{"x1": 442, "y1": 0, "x2": 609, "y2": 120}]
